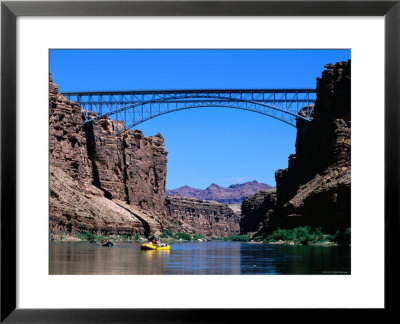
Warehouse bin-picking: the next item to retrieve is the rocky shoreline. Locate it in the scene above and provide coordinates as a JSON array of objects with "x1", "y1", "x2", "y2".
[
  {"x1": 50, "y1": 227, "x2": 347, "y2": 247},
  {"x1": 49, "y1": 235, "x2": 340, "y2": 246}
]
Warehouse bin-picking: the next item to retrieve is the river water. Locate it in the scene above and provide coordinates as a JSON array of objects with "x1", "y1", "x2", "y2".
[{"x1": 49, "y1": 241, "x2": 350, "y2": 275}]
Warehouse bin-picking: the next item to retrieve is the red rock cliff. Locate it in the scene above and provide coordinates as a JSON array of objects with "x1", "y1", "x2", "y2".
[
  {"x1": 165, "y1": 196, "x2": 240, "y2": 237},
  {"x1": 49, "y1": 74, "x2": 167, "y2": 236},
  {"x1": 49, "y1": 74, "x2": 92, "y2": 186},
  {"x1": 83, "y1": 119, "x2": 167, "y2": 218}
]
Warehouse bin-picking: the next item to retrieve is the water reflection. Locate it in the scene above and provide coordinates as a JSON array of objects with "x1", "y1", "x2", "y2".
[
  {"x1": 50, "y1": 242, "x2": 170, "y2": 274},
  {"x1": 49, "y1": 241, "x2": 350, "y2": 275},
  {"x1": 239, "y1": 244, "x2": 350, "y2": 274},
  {"x1": 164, "y1": 242, "x2": 241, "y2": 274}
]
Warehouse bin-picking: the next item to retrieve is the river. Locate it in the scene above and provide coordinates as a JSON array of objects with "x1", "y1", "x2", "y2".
[{"x1": 49, "y1": 241, "x2": 350, "y2": 275}]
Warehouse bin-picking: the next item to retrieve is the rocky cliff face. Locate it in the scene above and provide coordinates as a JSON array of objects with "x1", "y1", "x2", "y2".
[
  {"x1": 49, "y1": 75, "x2": 166, "y2": 236},
  {"x1": 49, "y1": 166, "x2": 161, "y2": 236},
  {"x1": 165, "y1": 196, "x2": 240, "y2": 237},
  {"x1": 83, "y1": 120, "x2": 167, "y2": 220},
  {"x1": 49, "y1": 75, "x2": 92, "y2": 187},
  {"x1": 274, "y1": 60, "x2": 351, "y2": 233},
  {"x1": 240, "y1": 189, "x2": 277, "y2": 237},
  {"x1": 166, "y1": 180, "x2": 273, "y2": 204},
  {"x1": 239, "y1": 60, "x2": 351, "y2": 235}
]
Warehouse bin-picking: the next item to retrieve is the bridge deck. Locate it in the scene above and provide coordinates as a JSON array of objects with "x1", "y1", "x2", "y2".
[{"x1": 62, "y1": 88, "x2": 316, "y2": 96}]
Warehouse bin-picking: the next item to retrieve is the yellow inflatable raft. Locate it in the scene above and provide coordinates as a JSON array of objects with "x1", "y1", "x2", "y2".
[{"x1": 141, "y1": 243, "x2": 170, "y2": 251}]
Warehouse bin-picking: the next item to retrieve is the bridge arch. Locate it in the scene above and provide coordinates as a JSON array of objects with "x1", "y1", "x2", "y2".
[{"x1": 116, "y1": 102, "x2": 307, "y2": 135}]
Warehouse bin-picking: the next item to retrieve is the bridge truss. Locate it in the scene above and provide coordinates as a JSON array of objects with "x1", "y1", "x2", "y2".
[{"x1": 62, "y1": 89, "x2": 316, "y2": 134}]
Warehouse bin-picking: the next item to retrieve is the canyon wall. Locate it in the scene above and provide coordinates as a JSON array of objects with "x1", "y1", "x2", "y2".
[
  {"x1": 49, "y1": 75, "x2": 92, "y2": 186},
  {"x1": 240, "y1": 60, "x2": 351, "y2": 235},
  {"x1": 165, "y1": 196, "x2": 240, "y2": 237},
  {"x1": 83, "y1": 120, "x2": 167, "y2": 220},
  {"x1": 240, "y1": 189, "x2": 276, "y2": 237},
  {"x1": 49, "y1": 74, "x2": 167, "y2": 236},
  {"x1": 50, "y1": 166, "x2": 150, "y2": 236},
  {"x1": 275, "y1": 60, "x2": 351, "y2": 233}
]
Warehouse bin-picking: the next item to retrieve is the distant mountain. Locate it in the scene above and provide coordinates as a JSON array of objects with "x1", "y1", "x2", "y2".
[{"x1": 166, "y1": 180, "x2": 274, "y2": 204}]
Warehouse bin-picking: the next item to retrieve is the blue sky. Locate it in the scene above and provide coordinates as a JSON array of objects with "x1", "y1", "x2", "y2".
[{"x1": 50, "y1": 49, "x2": 350, "y2": 189}]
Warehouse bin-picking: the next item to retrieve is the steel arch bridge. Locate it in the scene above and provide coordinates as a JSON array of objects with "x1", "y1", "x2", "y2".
[{"x1": 62, "y1": 89, "x2": 316, "y2": 134}]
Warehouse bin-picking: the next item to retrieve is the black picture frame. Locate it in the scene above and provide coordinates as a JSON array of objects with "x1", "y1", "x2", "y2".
[{"x1": 1, "y1": 0, "x2": 398, "y2": 322}]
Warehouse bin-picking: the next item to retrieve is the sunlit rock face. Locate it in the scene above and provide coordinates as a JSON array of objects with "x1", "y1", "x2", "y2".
[
  {"x1": 164, "y1": 196, "x2": 240, "y2": 237},
  {"x1": 83, "y1": 120, "x2": 167, "y2": 219},
  {"x1": 49, "y1": 74, "x2": 92, "y2": 187},
  {"x1": 49, "y1": 74, "x2": 167, "y2": 236},
  {"x1": 49, "y1": 166, "x2": 151, "y2": 236}
]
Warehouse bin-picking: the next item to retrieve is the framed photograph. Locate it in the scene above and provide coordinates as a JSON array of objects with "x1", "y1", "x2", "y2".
[{"x1": 1, "y1": 0, "x2": 398, "y2": 322}]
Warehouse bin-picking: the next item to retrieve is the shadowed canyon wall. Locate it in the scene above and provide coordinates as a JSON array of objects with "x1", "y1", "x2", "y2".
[
  {"x1": 240, "y1": 189, "x2": 277, "y2": 237},
  {"x1": 240, "y1": 60, "x2": 351, "y2": 235}
]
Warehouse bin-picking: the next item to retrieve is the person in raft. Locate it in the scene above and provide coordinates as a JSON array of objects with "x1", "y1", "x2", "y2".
[
  {"x1": 102, "y1": 239, "x2": 116, "y2": 246},
  {"x1": 152, "y1": 239, "x2": 157, "y2": 246}
]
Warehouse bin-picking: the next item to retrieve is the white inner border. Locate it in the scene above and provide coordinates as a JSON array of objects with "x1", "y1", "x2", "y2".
[{"x1": 17, "y1": 17, "x2": 384, "y2": 308}]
